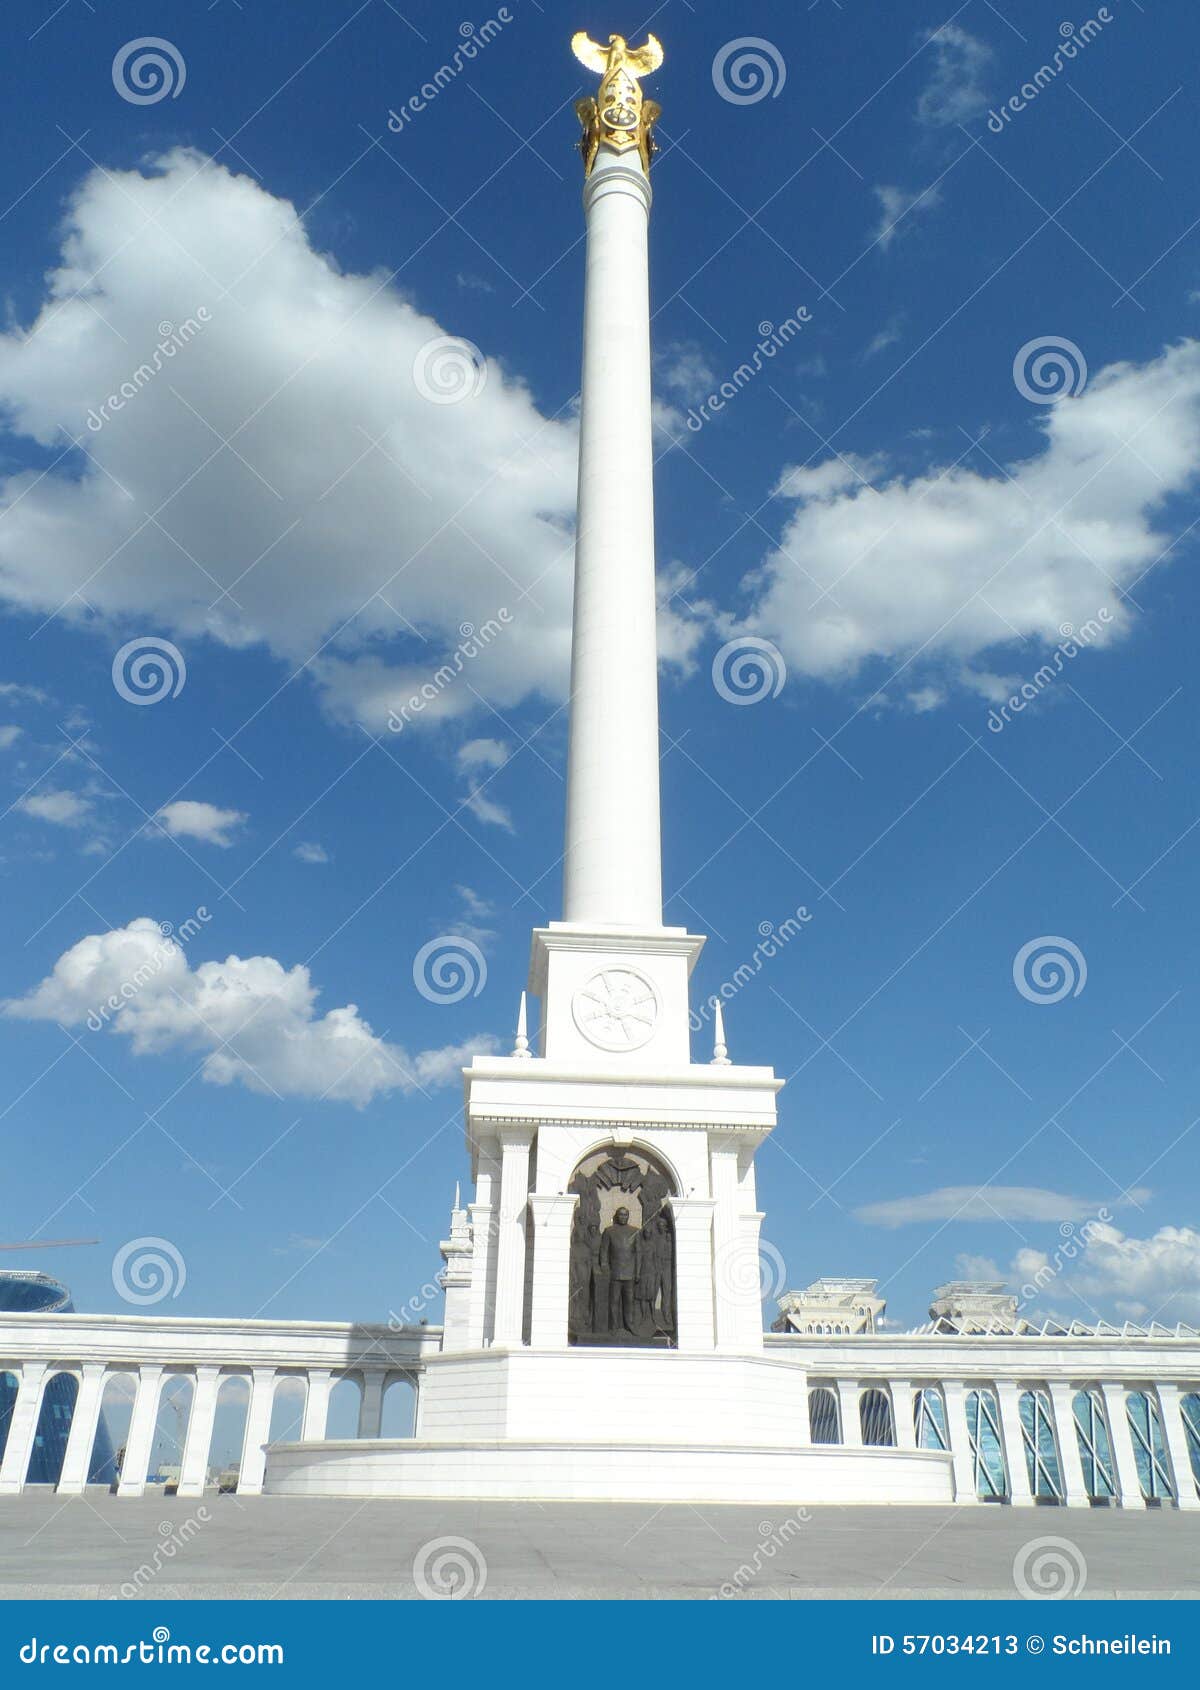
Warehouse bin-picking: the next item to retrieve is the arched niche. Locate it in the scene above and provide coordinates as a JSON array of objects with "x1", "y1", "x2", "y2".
[{"x1": 567, "y1": 1144, "x2": 677, "y2": 1347}]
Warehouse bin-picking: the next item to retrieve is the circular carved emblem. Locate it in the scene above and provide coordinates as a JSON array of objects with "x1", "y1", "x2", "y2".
[{"x1": 572, "y1": 967, "x2": 659, "y2": 1052}]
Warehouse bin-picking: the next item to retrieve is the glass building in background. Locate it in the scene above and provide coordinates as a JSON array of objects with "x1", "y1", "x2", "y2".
[{"x1": 0, "y1": 1271, "x2": 116, "y2": 1485}]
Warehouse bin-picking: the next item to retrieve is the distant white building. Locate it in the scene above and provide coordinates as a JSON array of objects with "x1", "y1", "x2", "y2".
[{"x1": 774, "y1": 1279, "x2": 887, "y2": 1336}]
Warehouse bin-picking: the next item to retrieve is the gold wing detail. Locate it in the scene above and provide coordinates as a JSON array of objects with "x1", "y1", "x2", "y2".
[
  {"x1": 571, "y1": 32, "x2": 610, "y2": 75},
  {"x1": 625, "y1": 35, "x2": 664, "y2": 77}
]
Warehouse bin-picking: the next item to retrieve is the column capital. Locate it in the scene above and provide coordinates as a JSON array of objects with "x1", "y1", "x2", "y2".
[{"x1": 582, "y1": 158, "x2": 652, "y2": 215}]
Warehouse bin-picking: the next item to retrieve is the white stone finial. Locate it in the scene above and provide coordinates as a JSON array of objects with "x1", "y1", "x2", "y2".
[
  {"x1": 453, "y1": 1181, "x2": 461, "y2": 1210},
  {"x1": 512, "y1": 991, "x2": 532, "y2": 1058},
  {"x1": 711, "y1": 1000, "x2": 731, "y2": 1066}
]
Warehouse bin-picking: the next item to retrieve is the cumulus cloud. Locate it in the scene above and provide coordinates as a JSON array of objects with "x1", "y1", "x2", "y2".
[
  {"x1": 293, "y1": 841, "x2": 329, "y2": 864},
  {"x1": 743, "y1": 342, "x2": 1200, "y2": 693},
  {"x1": 855, "y1": 1183, "x2": 1151, "y2": 1228},
  {"x1": 872, "y1": 185, "x2": 942, "y2": 252},
  {"x1": 456, "y1": 738, "x2": 513, "y2": 831},
  {"x1": 2, "y1": 917, "x2": 496, "y2": 1105},
  {"x1": 1016, "y1": 1223, "x2": 1200, "y2": 1324},
  {"x1": 915, "y1": 23, "x2": 992, "y2": 128},
  {"x1": 0, "y1": 151, "x2": 579, "y2": 733},
  {"x1": 16, "y1": 788, "x2": 93, "y2": 828},
  {"x1": 154, "y1": 800, "x2": 246, "y2": 847},
  {"x1": 0, "y1": 726, "x2": 21, "y2": 749}
]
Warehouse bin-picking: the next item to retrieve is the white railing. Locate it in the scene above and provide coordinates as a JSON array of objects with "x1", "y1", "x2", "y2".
[{"x1": 0, "y1": 1313, "x2": 440, "y2": 1499}]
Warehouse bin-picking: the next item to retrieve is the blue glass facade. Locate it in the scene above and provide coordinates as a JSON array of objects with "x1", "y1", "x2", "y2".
[{"x1": 0, "y1": 1271, "x2": 116, "y2": 1486}]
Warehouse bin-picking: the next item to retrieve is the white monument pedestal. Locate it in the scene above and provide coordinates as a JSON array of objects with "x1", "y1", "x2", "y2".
[{"x1": 264, "y1": 1348, "x2": 953, "y2": 1503}]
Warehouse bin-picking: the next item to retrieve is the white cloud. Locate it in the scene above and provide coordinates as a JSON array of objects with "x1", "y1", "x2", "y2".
[
  {"x1": 456, "y1": 738, "x2": 513, "y2": 831},
  {"x1": 0, "y1": 151, "x2": 580, "y2": 733},
  {"x1": 743, "y1": 342, "x2": 1200, "y2": 696},
  {"x1": 293, "y1": 841, "x2": 329, "y2": 864},
  {"x1": 154, "y1": 800, "x2": 246, "y2": 847},
  {"x1": 862, "y1": 318, "x2": 905, "y2": 361},
  {"x1": 451, "y1": 884, "x2": 497, "y2": 944},
  {"x1": 16, "y1": 788, "x2": 93, "y2": 827},
  {"x1": 872, "y1": 185, "x2": 942, "y2": 252},
  {"x1": 915, "y1": 23, "x2": 992, "y2": 127},
  {"x1": 657, "y1": 342, "x2": 716, "y2": 404},
  {"x1": 0, "y1": 682, "x2": 48, "y2": 704},
  {"x1": 1016, "y1": 1223, "x2": 1200, "y2": 1324},
  {"x1": 0, "y1": 726, "x2": 22, "y2": 749},
  {"x1": 2, "y1": 917, "x2": 497, "y2": 1105},
  {"x1": 855, "y1": 1183, "x2": 1152, "y2": 1228}
]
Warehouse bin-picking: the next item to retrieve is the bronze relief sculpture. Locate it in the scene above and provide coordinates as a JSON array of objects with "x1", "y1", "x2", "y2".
[{"x1": 567, "y1": 1148, "x2": 677, "y2": 1344}]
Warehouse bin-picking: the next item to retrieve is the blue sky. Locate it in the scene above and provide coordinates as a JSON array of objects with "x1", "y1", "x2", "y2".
[{"x1": 1, "y1": 0, "x2": 1199, "y2": 1337}]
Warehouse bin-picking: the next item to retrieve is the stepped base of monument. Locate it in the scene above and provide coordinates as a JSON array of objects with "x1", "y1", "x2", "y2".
[{"x1": 262, "y1": 1438, "x2": 954, "y2": 1504}]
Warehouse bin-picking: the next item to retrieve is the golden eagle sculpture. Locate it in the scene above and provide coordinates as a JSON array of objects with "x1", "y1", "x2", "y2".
[{"x1": 571, "y1": 31, "x2": 664, "y2": 176}]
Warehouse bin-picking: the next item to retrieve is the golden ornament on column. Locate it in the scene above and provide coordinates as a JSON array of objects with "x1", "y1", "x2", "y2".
[{"x1": 571, "y1": 31, "x2": 663, "y2": 175}]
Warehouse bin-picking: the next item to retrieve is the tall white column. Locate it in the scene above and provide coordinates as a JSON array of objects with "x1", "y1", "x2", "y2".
[
  {"x1": 1047, "y1": 1381, "x2": 1091, "y2": 1508},
  {"x1": 178, "y1": 1366, "x2": 221, "y2": 1497},
  {"x1": 0, "y1": 1363, "x2": 47, "y2": 1494},
  {"x1": 941, "y1": 1380, "x2": 981, "y2": 1504},
  {"x1": 836, "y1": 1380, "x2": 863, "y2": 1448},
  {"x1": 1154, "y1": 1383, "x2": 1200, "y2": 1510},
  {"x1": 57, "y1": 1365, "x2": 108, "y2": 1494},
  {"x1": 237, "y1": 1368, "x2": 278, "y2": 1494},
  {"x1": 117, "y1": 1365, "x2": 165, "y2": 1496},
  {"x1": 562, "y1": 145, "x2": 663, "y2": 928},
  {"x1": 670, "y1": 1198, "x2": 715, "y2": 1352},
  {"x1": 492, "y1": 1128, "x2": 533, "y2": 1346},
  {"x1": 301, "y1": 1369, "x2": 334, "y2": 1442},
  {"x1": 528, "y1": 1193, "x2": 578, "y2": 1349},
  {"x1": 357, "y1": 1371, "x2": 386, "y2": 1439},
  {"x1": 467, "y1": 1138, "x2": 501, "y2": 1348},
  {"x1": 891, "y1": 1382, "x2": 917, "y2": 1451},
  {"x1": 1099, "y1": 1382, "x2": 1145, "y2": 1510},
  {"x1": 995, "y1": 1381, "x2": 1034, "y2": 1505}
]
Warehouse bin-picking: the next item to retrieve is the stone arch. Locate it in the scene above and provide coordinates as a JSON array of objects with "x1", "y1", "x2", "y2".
[
  {"x1": 860, "y1": 1387, "x2": 895, "y2": 1447},
  {"x1": 150, "y1": 1375, "x2": 195, "y2": 1486},
  {"x1": 28, "y1": 1370, "x2": 77, "y2": 1485},
  {"x1": 566, "y1": 1143, "x2": 677, "y2": 1346},
  {"x1": 381, "y1": 1375, "x2": 417, "y2": 1437},
  {"x1": 0, "y1": 1370, "x2": 18, "y2": 1467},
  {"x1": 267, "y1": 1376, "x2": 308, "y2": 1445},
  {"x1": 91, "y1": 1372, "x2": 136, "y2": 1486},
  {"x1": 327, "y1": 1374, "x2": 362, "y2": 1440},
  {"x1": 211, "y1": 1375, "x2": 250, "y2": 1487},
  {"x1": 809, "y1": 1386, "x2": 840, "y2": 1444}
]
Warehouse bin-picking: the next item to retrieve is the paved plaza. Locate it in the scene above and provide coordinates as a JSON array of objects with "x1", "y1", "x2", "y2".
[{"x1": 2, "y1": 1496, "x2": 1197, "y2": 1600}]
